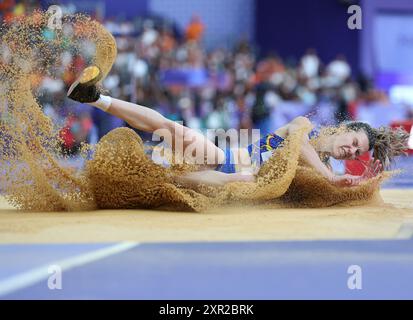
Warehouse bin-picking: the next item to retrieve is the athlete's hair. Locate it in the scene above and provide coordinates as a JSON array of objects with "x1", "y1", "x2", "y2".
[{"x1": 344, "y1": 121, "x2": 410, "y2": 169}]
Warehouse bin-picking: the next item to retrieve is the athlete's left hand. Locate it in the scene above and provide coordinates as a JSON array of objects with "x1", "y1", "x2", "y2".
[{"x1": 360, "y1": 158, "x2": 383, "y2": 179}]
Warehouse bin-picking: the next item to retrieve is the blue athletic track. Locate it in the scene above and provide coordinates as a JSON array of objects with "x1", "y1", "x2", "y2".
[{"x1": 1, "y1": 239, "x2": 413, "y2": 300}]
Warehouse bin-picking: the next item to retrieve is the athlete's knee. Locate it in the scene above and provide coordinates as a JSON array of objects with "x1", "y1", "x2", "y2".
[
  {"x1": 157, "y1": 118, "x2": 182, "y2": 138},
  {"x1": 288, "y1": 116, "x2": 313, "y2": 134},
  {"x1": 292, "y1": 116, "x2": 311, "y2": 127}
]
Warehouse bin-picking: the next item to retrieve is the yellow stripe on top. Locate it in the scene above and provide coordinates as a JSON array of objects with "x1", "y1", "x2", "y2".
[{"x1": 264, "y1": 133, "x2": 277, "y2": 151}]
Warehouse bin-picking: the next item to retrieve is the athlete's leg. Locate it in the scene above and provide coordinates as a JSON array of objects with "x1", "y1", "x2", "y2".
[
  {"x1": 67, "y1": 66, "x2": 225, "y2": 166},
  {"x1": 105, "y1": 98, "x2": 225, "y2": 165}
]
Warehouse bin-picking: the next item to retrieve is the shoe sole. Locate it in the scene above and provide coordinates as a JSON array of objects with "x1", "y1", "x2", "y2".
[{"x1": 67, "y1": 65, "x2": 102, "y2": 98}]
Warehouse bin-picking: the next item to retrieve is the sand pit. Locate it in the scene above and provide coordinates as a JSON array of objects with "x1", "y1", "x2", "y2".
[
  {"x1": 1, "y1": 12, "x2": 411, "y2": 245},
  {"x1": 0, "y1": 189, "x2": 412, "y2": 244}
]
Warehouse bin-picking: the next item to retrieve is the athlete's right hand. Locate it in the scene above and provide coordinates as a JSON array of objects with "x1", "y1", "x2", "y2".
[{"x1": 328, "y1": 174, "x2": 363, "y2": 187}]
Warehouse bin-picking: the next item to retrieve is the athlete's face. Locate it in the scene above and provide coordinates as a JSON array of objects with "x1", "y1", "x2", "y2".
[{"x1": 330, "y1": 130, "x2": 370, "y2": 160}]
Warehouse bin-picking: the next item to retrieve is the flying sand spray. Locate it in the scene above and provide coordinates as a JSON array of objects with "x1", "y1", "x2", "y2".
[{"x1": 0, "y1": 10, "x2": 393, "y2": 212}]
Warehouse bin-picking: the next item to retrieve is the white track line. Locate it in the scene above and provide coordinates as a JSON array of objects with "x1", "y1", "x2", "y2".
[
  {"x1": 0, "y1": 241, "x2": 139, "y2": 298},
  {"x1": 395, "y1": 222, "x2": 413, "y2": 240}
]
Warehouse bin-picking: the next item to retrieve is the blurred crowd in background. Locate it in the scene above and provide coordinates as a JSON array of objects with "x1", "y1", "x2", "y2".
[{"x1": 1, "y1": 0, "x2": 412, "y2": 155}]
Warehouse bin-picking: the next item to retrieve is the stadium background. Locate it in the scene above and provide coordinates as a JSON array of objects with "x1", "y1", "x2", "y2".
[
  {"x1": 1, "y1": 0, "x2": 413, "y2": 300},
  {"x1": 1, "y1": 0, "x2": 412, "y2": 172}
]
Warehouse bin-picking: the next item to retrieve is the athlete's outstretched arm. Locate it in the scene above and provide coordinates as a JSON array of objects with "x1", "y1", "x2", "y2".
[
  {"x1": 173, "y1": 170, "x2": 255, "y2": 187},
  {"x1": 287, "y1": 117, "x2": 332, "y2": 177},
  {"x1": 287, "y1": 117, "x2": 361, "y2": 187}
]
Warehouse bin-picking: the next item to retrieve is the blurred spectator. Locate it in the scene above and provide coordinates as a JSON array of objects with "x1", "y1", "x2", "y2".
[
  {"x1": 299, "y1": 48, "x2": 320, "y2": 79},
  {"x1": 185, "y1": 15, "x2": 205, "y2": 42},
  {"x1": 0, "y1": 0, "x2": 15, "y2": 12},
  {"x1": 326, "y1": 54, "x2": 351, "y2": 86},
  {"x1": 141, "y1": 20, "x2": 159, "y2": 47}
]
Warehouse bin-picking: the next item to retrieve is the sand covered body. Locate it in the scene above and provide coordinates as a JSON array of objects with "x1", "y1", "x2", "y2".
[
  {"x1": 87, "y1": 126, "x2": 386, "y2": 212},
  {"x1": 0, "y1": 12, "x2": 390, "y2": 212}
]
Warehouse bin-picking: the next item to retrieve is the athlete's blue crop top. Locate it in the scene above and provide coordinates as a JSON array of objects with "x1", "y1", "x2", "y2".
[{"x1": 215, "y1": 129, "x2": 318, "y2": 174}]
